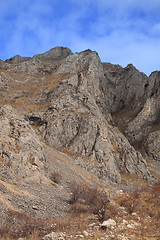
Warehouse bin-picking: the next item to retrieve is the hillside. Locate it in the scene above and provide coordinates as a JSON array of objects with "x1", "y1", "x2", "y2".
[{"x1": 0, "y1": 47, "x2": 160, "y2": 240}]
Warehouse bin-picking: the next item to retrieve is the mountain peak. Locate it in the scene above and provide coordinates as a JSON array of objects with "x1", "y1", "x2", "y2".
[{"x1": 33, "y1": 46, "x2": 72, "y2": 60}]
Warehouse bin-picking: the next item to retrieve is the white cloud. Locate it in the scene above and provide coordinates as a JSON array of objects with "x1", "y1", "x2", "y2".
[{"x1": 1, "y1": 0, "x2": 160, "y2": 75}]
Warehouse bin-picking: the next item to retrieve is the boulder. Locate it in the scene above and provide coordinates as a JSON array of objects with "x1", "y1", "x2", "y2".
[
  {"x1": 42, "y1": 232, "x2": 58, "y2": 240},
  {"x1": 100, "y1": 219, "x2": 116, "y2": 229}
]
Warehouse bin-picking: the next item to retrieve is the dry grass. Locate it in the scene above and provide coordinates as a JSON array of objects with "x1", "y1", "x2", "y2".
[
  {"x1": 0, "y1": 232, "x2": 41, "y2": 240},
  {"x1": 54, "y1": 215, "x2": 90, "y2": 234},
  {"x1": 0, "y1": 210, "x2": 55, "y2": 239},
  {"x1": 121, "y1": 172, "x2": 148, "y2": 186},
  {"x1": 0, "y1": 155, "x2": 3, "y2": 162},
  {"x1": 68, "y1": 181, "x2": 110, "y2": 221},
  {"x1": 114, "y1": 181, "x2": 160, "y2": 239},
  {"x1": 0, "y1": 181, "x2": 160, "y2": 240}
]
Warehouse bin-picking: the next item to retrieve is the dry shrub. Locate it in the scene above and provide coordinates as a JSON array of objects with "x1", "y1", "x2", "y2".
[
  {"x1": 26, "y1": 232, "x2": 41, "y2": 240},
  {"x1": 50, "y1": 171, "x2": 62, "y2": 184},
  {"x1": 0, "y1": 211, "x2": 89, "y2": 239},
  {"x1": 103, "y1": 202, "x2": 118, "y2": 220},
  {"x1": 70, "y1": 202, "x2": 91, "y2": 214},
  {"x1": 116, "y1": 190, "x2": 140, "y2": 215},
  {"x1": 68, "y1": 182, "x2": 109, "y2": 221},
  {"x1": 0, "y1": 210, "x2": 55, "y2": 239}
]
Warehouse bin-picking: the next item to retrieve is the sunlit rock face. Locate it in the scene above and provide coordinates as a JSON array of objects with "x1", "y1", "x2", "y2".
[
  {"x1": 1, "y1": 47, "x2": 159, "y2": 185},
  {"x1": 0, "y1": 105, "x2": 47, "y2": 182}
]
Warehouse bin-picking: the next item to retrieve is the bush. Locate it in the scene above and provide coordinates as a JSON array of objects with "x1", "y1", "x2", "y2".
[
  {"x1": 68, "y1": 182, "x2": 109, "y2": 221},
  {"x1": 117, "y1": 193, "x2": 138, "y2": 215},
  {"x1": 50, "y1": 172, "x2": 62, "y2": 184}
]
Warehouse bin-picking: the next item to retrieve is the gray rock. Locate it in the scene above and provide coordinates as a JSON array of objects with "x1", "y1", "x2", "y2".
[
  {"x1": 0, "y1": 59, "x2": 11, "y2": 69},
  {"x1": 144, "y1": 131, "x2": 160, "y2": 161},
  {"x1": 100, "y1": 219, "x2": 116, "y2": 229},
  {"x1": 0, "y1": 46, "x2": 158, "y2": 184},
  {"x1": 124, "y1": 70, "x2": 160, "y2": 152},
  {"x1": 42, "y1": 232, "x2": 58, "y2": 240},
  {"x1": 0, "y1": 105, "x2": 47, "y2": 181},
  {"x1": 36, "y1": 50, "x2": 151, "y2": 183},
  {"x1": 11, "y1": 58, "x2": 44, "y2": 74},
  {"x1": 0, "y1": 72, "x2": 12, "y2": 90},
  {"x1": 33, "y1": 46, "x2": 72, "y2": 60},
  {"x1": 101, "y1": 63, "x2": 149, "y2": 113},
  {"x1": 5, "y1": 55, "x2": 31, "y2": 63}
]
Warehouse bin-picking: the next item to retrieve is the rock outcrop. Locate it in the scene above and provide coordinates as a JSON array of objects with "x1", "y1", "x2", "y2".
[
  {"x1": 1, "y1": 46, "x2": 159, "y2": 186},
  {"x1": 33, "y1": 46, "x2": 72, "y2": 60},
  {"x1": 0, "y1": 105, "x2": 46, "y2": 182},
  {"x1": 30, "y1": 49, "x2": 152, "y2": 183}
]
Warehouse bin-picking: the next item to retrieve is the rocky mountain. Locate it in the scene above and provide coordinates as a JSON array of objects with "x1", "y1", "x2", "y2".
[{"x1": 0, "y1": 47, "x2": 160, "y2": 237}]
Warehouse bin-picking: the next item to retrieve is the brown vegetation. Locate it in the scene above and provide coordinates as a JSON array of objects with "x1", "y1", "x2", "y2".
[
  {"x1": 68, "y1": 181, "x2": 110, "y2": 221},
  {"x1": 0, "y1": 180, "x2": 160, "y2": 240},
  {"x1": 49, "y1": 171, "x2": 62, "y2": 184},
  {"x1": 0, "y1": 210, "x2": 55, "y2": 239}
]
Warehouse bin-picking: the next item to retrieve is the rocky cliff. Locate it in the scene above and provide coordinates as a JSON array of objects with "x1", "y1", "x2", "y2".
[{"x1": 0, "y1": 47, "x2": 160, "y2": 223}]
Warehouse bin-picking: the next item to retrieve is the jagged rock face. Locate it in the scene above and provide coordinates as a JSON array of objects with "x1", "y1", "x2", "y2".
[
  {"x1": 34, "y1": 50, "x2": 152, "y2": 183},
  {"x1": 40, "y1": 107, "x2": 151, "y2": 183},
  {"x1": 5, "y1": 55, "x2": 31, "y2": 63},
  {"x1": 101, "y1": 63, "x2": 149, "y2": 113},
  {"x1": 144, "y1": 131, "x2": 160, "y2": 161},
  {"x1": 0, "y1": 46, "x2": 159, "y2": 184},
  {"x1": 33, "y1": 46, "x2": 72, "y2": 60},
  {"x1": 41, "y1": 50, "x2": 106, "y2": 115},
  {"x1": 0, "y1": 105, "x2": 46, "y2": 182},
  {"x1": 123, "y1": 71, "x2": 160, "y2": 162},
  {"x1": 0, "y1": 72, "x2": 8, "y2": 90}
]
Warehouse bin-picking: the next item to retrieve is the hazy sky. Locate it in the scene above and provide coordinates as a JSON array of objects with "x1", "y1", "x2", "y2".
[{"x1": 0, "y1": 0, "x2": 160, "y2": 76}]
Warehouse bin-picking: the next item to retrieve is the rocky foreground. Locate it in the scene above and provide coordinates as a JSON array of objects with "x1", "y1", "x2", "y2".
[{"x1": 0, "y1": 47, "x2": 160, "y2": 239}]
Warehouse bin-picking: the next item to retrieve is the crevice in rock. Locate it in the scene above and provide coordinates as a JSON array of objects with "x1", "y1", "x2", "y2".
[
  {"x1": 65, "y1": 122, "x2": 81, "y2": 149},
  {"x1": 88, "y1": 125, "x2": 100, "y2": 157},
  {"x1": 76, "y1": 73, "x2": 82, "y2": 93}
]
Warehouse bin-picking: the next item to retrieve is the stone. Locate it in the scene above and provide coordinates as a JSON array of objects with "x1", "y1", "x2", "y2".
[
  {"x1": 100, "y1": 219, "x2": 116, "y2": 229},
  {"x1": 131, "y1": 212, "x2": 137, "y2": 216},
  {"x1": 83, "y1": 231, "x2": 89, "y2": 237},
  {"x1": 126, "y1": 224, "x2": 134, "y2": 229},
  {"x1": 42, "y1": 232, "x2": 58, "y2": 240},
  {"x1": 32, "y1": 205, "x2": 39, "y2": 210}
]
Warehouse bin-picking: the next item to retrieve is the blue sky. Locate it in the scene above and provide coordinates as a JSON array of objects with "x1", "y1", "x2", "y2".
[{"x1": 0, "y1": 0, "x2": 160, "y2": 76}]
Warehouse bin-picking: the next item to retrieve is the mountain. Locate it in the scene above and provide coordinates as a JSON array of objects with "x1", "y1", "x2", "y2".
[{"x1": 0, "y1": 47, "x2": 160, "y2": 239}]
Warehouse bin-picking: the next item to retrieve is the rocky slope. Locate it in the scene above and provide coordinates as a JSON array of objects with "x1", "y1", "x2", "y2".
[{"x1": 0, "y1": 47, "x2": 160, "y2": 226}]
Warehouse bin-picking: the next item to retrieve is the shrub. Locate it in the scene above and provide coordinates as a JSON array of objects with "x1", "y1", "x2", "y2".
[
  {"x1": 103, "y1": 202, "x2": 118, "y2": 220},
  {"x1": 68, "y1": 182, "x2": 109, "y2": 221},
  {"x1": 117, "y1": 193, "x2": 138, "y2": 215},
  {"x1": 50, "y1": 171, "x2": 62, "y2": 184}
]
